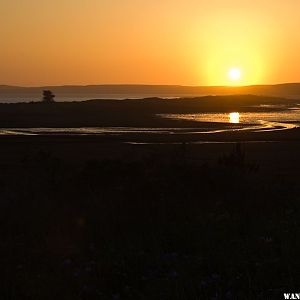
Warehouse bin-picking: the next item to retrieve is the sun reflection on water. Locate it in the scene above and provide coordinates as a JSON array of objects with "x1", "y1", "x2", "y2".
[{"x1": 229, "y1": 112, "x2": 240, "y2": 124}]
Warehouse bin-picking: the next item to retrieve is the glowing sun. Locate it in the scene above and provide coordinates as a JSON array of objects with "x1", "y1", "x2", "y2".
[{"x1": 228, "y1": 68, "x2": 241, "y2": 81}]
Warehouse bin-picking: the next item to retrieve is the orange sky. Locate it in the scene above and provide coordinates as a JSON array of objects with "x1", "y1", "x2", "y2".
[{"x1": 1, "y1": 0, "x2": 300, "y2": 86}]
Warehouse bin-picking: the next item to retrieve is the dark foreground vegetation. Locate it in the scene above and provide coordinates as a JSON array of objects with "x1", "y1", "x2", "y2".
[{"x1": 1, "y1": 142, "x2": 299, "y2": 299}]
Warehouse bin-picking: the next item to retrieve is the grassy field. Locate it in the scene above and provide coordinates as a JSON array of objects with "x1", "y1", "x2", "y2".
[
  {"x1": 0, "y1": 135, "x2": 299, "y2": 299},
  {"x1": 1, "y1": 96, "x2": 300, "y2": 299}
]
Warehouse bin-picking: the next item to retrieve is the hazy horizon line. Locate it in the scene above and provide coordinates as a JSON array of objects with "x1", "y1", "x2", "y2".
[{"x1": 2, "y1": 82, "x2": 300, "y2": 89}]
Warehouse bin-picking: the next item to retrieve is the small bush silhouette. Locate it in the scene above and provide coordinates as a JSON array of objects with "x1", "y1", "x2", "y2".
[
  {"x1": 42, "y1": 90, "x2": 55, "y2": 103},
  {"x1": 219, "y1": 142, "x2": 259, "y2": 172}
]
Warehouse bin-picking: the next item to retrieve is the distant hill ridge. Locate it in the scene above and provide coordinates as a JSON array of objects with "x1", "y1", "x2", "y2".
[{"x1": 1, "y1": 83, "x2": 300, "y2": 103}]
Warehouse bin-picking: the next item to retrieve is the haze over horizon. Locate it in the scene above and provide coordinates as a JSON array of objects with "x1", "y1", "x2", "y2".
[
  {"x1": 2, "y1": 82, "x2": 300, "y2": 89},
  {"x1": 1, "y1": 0, "x2": 300, "y2": 87}
]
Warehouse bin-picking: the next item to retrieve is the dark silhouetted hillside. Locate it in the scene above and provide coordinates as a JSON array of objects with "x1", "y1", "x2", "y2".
[
  {"x1": 0, "y1": 95, "x2": 297, "y2": 128},
  {"x1": 1, "y1": 83, "x2": 300, "y2": 102}
]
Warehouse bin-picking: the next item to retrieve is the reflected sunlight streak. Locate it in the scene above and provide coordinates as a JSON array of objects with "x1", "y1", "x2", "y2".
[{"x1": 229, "y1": 112, "x2": 240, "y2": 124}]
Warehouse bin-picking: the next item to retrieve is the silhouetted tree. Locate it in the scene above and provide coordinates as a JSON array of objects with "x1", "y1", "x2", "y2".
[{"x1": 42, "y1": 90, "x2": 55, "y2": 103}]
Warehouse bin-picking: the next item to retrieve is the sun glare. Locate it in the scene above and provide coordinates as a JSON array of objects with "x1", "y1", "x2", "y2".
[
  {"x1": 228, "y1": 68, "x2": 241, "y2": 81},
  {"x1": 229, "y1": 112, "x2": 240, "y2": 124}
]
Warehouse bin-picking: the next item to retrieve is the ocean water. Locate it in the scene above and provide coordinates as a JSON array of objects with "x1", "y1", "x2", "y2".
[
  {"x1": 0, "y1": 106, "x2": 299, "y2": 136},
  {"x1": 159, "y1": 107, "x2": 300, "y2": 125},
  {"x1": 0, "y1": 95, "x2": 183, "y2": 103}
]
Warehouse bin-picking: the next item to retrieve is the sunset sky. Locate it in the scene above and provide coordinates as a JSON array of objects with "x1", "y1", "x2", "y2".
[{"x1": 1, "y1": 0, "x2": 300, "y2": 87}]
